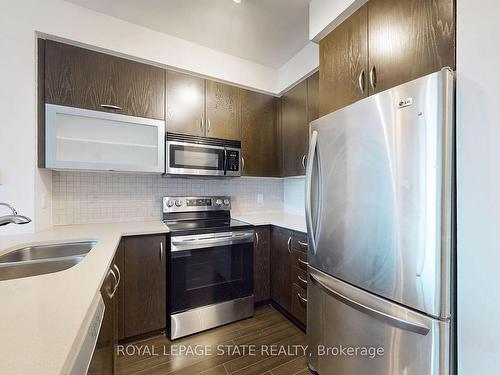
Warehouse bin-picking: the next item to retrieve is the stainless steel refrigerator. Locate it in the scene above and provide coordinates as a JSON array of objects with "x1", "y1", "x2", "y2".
[{"x1": 305, "y1": 68, "x2": 455, "y2": 375}]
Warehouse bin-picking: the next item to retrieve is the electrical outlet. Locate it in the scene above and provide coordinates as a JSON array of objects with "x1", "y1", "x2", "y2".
[{"x1": 257, "y1": 193, "x2": 264, "y2": 204}]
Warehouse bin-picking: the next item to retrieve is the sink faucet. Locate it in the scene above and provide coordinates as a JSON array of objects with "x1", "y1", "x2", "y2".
[{"x1": 0, "y1": 203, "x2": 32, "y2": 226}]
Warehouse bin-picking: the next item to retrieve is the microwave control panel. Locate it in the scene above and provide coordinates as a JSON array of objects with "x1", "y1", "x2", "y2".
[{"x1": 226, "y1": 150, "x2": 240, "y2": 172}]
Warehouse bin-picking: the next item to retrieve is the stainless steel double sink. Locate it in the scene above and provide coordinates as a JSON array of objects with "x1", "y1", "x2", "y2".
[{"x1": 0, "y1": 241, "x2": 97, "y2": 281}]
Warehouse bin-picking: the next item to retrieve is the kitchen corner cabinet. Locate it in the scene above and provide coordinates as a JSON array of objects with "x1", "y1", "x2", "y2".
[
  {"x1": 205, "y1": 80, "x2": 241, "y2": 140},
  {"x1": 166, "y1": 70, "x2": 206, "y2": 136},
  {"x1": 44, "y1": 40, "x2": 165, "y2": 120},
  {"x1": 117, "y1": 235, "x2": 167, "y2": 340},
  {"x1": 281, "y1": 80, "x2": 308, "y2": 177},
  {"x1": 281, "y1": 72, "x2": 319, "y2": 177},
  {"x1": 271, "y1": 226, "x2": 293, "y2": 311},
  {"x1": 88, "y1": 255, "x2": 120, "y2": 375},
  {"x1": 367, "y1": 0, "x2": 455, "y2": 94},
  {"x1": 319, "y1": 5, "x2": 369, "y2": 116},
  {"x1": 253, "y1": 226, "x2": 271, "y2": 303},
  {"x1": 240, "y1": 90, "x2": 279, "y2": 177}
]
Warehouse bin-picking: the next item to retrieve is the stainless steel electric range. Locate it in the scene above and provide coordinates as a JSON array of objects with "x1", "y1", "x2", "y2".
[{"x1": 162, "y1": 196, "x2": 254, "y2": 340}]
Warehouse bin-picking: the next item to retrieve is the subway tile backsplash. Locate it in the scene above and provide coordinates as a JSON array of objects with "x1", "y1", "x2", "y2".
[{"x1": 52, "y1": 171, "x2": 285, "y2": 225}]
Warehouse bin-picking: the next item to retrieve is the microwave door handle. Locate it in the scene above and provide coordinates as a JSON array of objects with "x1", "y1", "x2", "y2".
[{"x1": 223, "y1": 148, "x2": 228, "y2": 176}]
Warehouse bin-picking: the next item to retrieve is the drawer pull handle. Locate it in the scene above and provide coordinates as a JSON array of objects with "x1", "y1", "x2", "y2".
[
  {"x1": 297, "y1": 275, "x2": 307, "y2": 288},
  {"x1": 100, "y1": 104, "x2": 122, "y2": 110},
  {"x1": 298, "y1": 258, "x2": 309, "y2": 269},
  {"x1": 287, "y1": 236, "x2": 292, "y2": 254},
  {"x1": 297, "y1": 293, "x2": 308, "y2": 306},
  {"x1": 297, "y1": 240, "x2": 308, "y2": 248}
]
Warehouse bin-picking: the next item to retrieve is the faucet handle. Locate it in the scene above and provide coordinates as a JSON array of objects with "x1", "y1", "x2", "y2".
[{"x1": 0, "y1": 203, "x2": 18, "y2": 215}]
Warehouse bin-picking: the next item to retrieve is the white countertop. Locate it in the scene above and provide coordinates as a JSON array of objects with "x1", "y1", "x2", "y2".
[
  {"x1": 233, "y1": 212, "x2": 307, "y2": 233},
  {"x1": 0, "y1": 212, "x2": 306, "y2": 374},
  {"x1": 0, "y1": 221, "x2": 169, "y2": 375}
]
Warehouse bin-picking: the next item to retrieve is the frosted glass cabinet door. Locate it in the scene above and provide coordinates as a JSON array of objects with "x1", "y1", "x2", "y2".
[{"x1": 45, "y1": 104, "x2": 165, "y2": 173}]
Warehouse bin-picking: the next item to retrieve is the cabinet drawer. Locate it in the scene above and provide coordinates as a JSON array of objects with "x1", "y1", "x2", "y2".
[
  {"x1": 291, "y1": 232, "x2": 308, "y2": 253},
  {"x1": 292, "y1": 249, "x2": 308, "y2": 271},
  {"x1": 291, "y1": 284, "x2": 307, "y2": 325},
  {"x1": 291, "y1": 266, "x2": 307, "y2": 291}
]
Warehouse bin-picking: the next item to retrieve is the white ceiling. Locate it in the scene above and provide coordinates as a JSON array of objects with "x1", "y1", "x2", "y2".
[{"x1": 66, "y1": 0, "x2": 311, "y2": 68}]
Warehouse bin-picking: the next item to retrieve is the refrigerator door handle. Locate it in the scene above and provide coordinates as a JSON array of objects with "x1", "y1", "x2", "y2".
[
  {"x1": 305, "y1": 130, "x2": 319, "y2": 254},
  {"x1": 309, "y1": 272, "x2": 431, "y2": 336}
]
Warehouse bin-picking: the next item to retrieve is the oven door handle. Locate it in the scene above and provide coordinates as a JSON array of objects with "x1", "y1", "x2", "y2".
[{"x1": 171, "y1": 232, "x2": 254, "y2": 251}]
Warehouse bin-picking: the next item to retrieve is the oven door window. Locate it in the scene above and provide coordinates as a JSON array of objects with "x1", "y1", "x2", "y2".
[
  {"x1": 170, "y1": 242, "x2": 253, "y2": 313},
  {"x1": 169, "y1": 144, "x2": 224, "y2": 171}
]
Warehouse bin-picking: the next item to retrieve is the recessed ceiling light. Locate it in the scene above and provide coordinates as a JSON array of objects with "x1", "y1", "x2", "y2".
[{"x1": 233, "y1": 0, "x2": 242, "y2": 3}]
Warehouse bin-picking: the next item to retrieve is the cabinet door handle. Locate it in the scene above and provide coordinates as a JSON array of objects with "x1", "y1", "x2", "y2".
[
  {"x1": 287, "y1": 236, "x2": 292, "y2": 254},
  {"x1": 358, "y1": 70, "x2": 365, "y2": 93},
  {"x1": 200, "y1": 118, "x2": 204, "y2": 132},
  {"x1": 241, "y1": 156, "x2": 245, "y2": 171},
  {"x1": 297, "y1": 240, "x2": 308, "y2": 248},
  {"x1": 100, "y1": 104, "x2": 122, "y2": 110},
  {"x1": 105, "y1": 269, "x2": 116, "y2": 298},
  {"x1": 297, "y1": 275, "x2": 308, "y2": 288},
  {"x1": 297, "y1": 293, "x2": 308, "y2": 306},
  {"x1": 160, "y1": 241, "x2": 164, "y2": 260},
  {"x1": 298, "y1": 258, "x2": 309, "y2": 270},
  {"x1": 302, "y1": 155, "x2": 307, "y2": 170},
  {"x1": 255, "y1": 231, "x2": 259, "y2": 246},
  {"x1": 108, "y1": 268, "x2": 119, "y2": 298},
  {"x1": 113, "y1": 264, "x2": 121, "y2": 291},
  {"x1": 207, "y1": 119, "x2": 211, "y2": 133},
  {"x1": 369, "y1": 66, "x2": 377, "y2": 91}
]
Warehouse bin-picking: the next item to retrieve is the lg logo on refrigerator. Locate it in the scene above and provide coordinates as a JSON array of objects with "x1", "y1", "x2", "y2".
[{"x1": 397, "y1": 97, "x2": 413, "y2": 109}]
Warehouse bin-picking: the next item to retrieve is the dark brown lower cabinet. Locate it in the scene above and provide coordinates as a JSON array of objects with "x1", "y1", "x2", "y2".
[
  {"x1": 291, "y1": 284, "x2": 307, "y2": 325},
  {"x1": 118, "y1": 235, "x2": 167, "y2": 340},
  {"x1": 88, "y1": 254, "x2": 121, "y2": 375},
  {"x1": 253, "y1": 226, "x2": 271, "y2": 303},
  {"x1": 271, "y1": 227, "x2": 293, "y2": 312},
  {"x1": 270, "y1": 226, "x2": 308, "y2": 327}
]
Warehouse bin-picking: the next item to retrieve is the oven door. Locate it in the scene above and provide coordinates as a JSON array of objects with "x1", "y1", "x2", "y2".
[
  {"x1": 169, "y1": 230, "x2": 254, "y2": 314},
  {"x1": 167, "y1": 140, "x2": 226, "y2": 176}
]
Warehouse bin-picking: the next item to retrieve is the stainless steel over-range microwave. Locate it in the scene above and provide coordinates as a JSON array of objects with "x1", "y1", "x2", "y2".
[{"x1": 165, "y1": 133, "x2": 241, "y2": 177}]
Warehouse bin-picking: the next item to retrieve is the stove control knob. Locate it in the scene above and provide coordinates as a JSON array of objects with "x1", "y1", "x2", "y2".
[
  {"x1": 166, "y1": 200, "x2": 174, "y2": 208},
  {"x1": 215, "y1": 199, "x2": 223, "y2": 206},
  {"x1": 223, "y1": 199, "x2": 230, "y2": 206},
  {"x1": 175, "y1": 200, "x2": 182, "y2": 207}
]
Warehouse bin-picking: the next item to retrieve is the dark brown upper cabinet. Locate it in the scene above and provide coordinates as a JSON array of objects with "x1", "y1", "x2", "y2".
[
  {"x1": 319, "y1": 4, "x2": 368, "y2": 116},
  {"x1": 240, "y1": 89, "x2": 279, "y2": 177},
  {"x1": 205, "y1": 80, "x2": 241, "y2": 140},
  {"x1": 307, "y1": 72, "x2": 320, "y2": 124},
  {"x1": 319, "y1": 0, "x2": 455, "y2": 114},
  {"x1": 166, "y1": 70, "x2": 206, "y2": 136},
  {"x1": 281, "y1": 79, "x2": 308, "y2": 177},
  {"x1": 44, "y1": 40, "x2": 165, "y2": 120},
  {"x1": 118, "y1": 235, "x2": 166, "y2": 340},
  {"x1": 280, "y1": 72, "x2": 318, "y2": 178},
  {"x1": 368, "y1": 0, "x2": 455, "y2": 94}
]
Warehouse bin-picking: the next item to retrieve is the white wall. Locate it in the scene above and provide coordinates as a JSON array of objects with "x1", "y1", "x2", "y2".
[
  {"x1": 283, "y1": 177, "x2": 305, "y2": 216},
  {"x1": 309, "y1": 0, "x2": 366, "y2": 41},
  {"x1": 457, "y1": 0, "x2": 500, "y2": 373},
  {"x1": 277, "y1": 42, "x2": 319, "y2": 94}
]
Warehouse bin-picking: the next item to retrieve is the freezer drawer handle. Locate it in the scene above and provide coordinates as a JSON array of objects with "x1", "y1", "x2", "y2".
[{"x1": 309, "y1": 273, "x2": 431, "y2": 336}]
